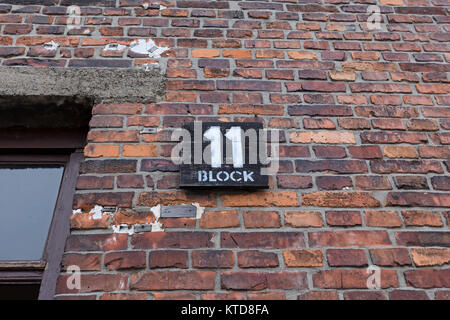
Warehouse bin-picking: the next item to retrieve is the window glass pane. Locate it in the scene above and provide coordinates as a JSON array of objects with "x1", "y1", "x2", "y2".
[{"x1": 0, "y1": 165, "x2": 64, "y2": 261}]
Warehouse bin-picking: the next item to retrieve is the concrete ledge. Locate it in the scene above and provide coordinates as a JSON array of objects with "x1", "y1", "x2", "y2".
[{"x1": 0, "y1": 66, "x2": 165, "y2": 104}]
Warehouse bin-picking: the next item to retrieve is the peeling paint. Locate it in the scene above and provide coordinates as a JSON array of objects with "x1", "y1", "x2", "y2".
[
  {"x1": 129, "y1": 39, "x2": 169, "y2": 59},
  {"x1": 193, "y1": 203, "x2": 205, "y2": 219},
  {"x1": 150, "y1": 204, "x2": 164, "y2": 232}
]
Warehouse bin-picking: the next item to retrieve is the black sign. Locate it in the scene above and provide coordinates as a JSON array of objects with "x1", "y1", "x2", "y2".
[{"x1": 179, "y1": 122, "x2": 269, "y2": 188}]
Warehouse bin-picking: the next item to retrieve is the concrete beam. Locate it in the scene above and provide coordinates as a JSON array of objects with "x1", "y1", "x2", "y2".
[{"x1": 0, "y1": 66, "x2": 165, "y2": 104}]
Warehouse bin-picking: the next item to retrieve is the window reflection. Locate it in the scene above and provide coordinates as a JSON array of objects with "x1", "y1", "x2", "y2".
[{"x1": 0, "y1": 165, "x2": 64, "y2": 261}]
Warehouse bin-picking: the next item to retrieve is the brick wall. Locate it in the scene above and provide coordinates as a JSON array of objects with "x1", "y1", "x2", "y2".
[{"x1": 1, "y1": 0, "x2": 449, "y2": 300}]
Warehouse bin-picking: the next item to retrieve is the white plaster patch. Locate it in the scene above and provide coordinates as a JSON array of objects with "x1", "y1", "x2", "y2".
[
  {"x1": 43, "y1": 40, "x2": 59, "y2": 50},
  {"x1": 193, "y1": 203, "x2": 205, "y2": 219},
  {"x1": 129, "y1": 39, "x2": 169, "y2": 59},
  {"x1": 112, "y1": 224, "x2": 135, "y2": 235},
  {"x1": 141, "y1": 63, "x2": 160, "y2": 71},
  {"x1": 90, "y1": 205, "x2": 104, "y2": 220},
  {"x1": 104, "y1": 43, "x2": 126, "y2": 51},
  {"x1": 150, "y1": 204, "x2": 164, "y2": 232}
]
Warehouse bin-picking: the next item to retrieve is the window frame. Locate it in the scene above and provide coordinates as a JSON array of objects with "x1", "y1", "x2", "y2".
[{"x1": 0, "y1": 129, "x2": 86, "y2": 300}]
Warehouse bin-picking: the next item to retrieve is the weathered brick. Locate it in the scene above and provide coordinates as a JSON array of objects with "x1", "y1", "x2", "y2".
[
  {"x1": 133, "y1": 232, "x2": 214, "y2": 249},
  {"x1": 148, "y1": 250, "x2": 188, "y2": 269},
  {"x1": 386, "y1": 192, "x2": 449, "y2": 207},
  {"x1": 192, "y1": 250, "x2": 234, "y2": 268},
  {"x1": 404, "y1": 269, "x2": 450, "y2": 289},
  {"x1": 130, "y1": 271, "x2": 215, "y2": 290},
  {"x1": 309, "y1": 230, "x2": 391, "y2": 247},
  {"x1": 389, "y1": 290, "x2": 429, "y2": 300},
  {"x1": 285, "y1": 211, "x2": 323, "y2": 228},
  {"x1": 104, "y1": 251, "x2": 146, "y2": 270},
  {"x1": 137, "y1": 191, "x2": 216, "y2": 207},
  {"x1": 313, "y1": 269, "x2": 398, "y2": 289},
  {"x1": 396, "y1": 232, "x2": 450, "y2": 247},
  {"x1": 243, "y1": 211, "x2": 281, "y2": 228},
  {"x1": 411, "y1": 248, "x2": 450, "y2": 267},
  {"x1": 365, "y1": 210, "x2": 403, "y2": 228},
  {"x1": 238, "y1": 250, "x2": 279, "y2": 268},
  {"x1": 221, "y1": 271, "x2": 307, "y2": 290},
  {"x1": 57, "y1": 274, "x2": 128, "y2": 294},
  {"x1": 326, "y1": 211, "x2": 362, "y2": 227},
  {"x1": 221, "y1": 191, "x2": 299, "y2": 207},
  {"x1": 298, "y1": 291, "x2": 339, "y2": 300},
  {"x1": 61, "y1": 253, "x2": 102, "y2": 271},
  {"x1": 302, "y1": 192, "x2": 380, "y2": 208},
  {"x1": 200, "y1": 210, "x2": 240, "y2": 229},
  {"x1": 401, "y1": 210, "x2": 443, "y2": 227},
  {"x1": 327, "y1": 249, "x2": 367, "y2": 267},
  {"x1": 70, "y1": 212, "x2": 110, "y2": 230},
  {"x1": 65, "y1": 234, "x2": 128, "y2": 252},
  {"x1": 283, "y1": 249, "x2": 323, "y2": 267},
  {"x1": 221, "y1": 232, "x2": 305, "y2": 249}
]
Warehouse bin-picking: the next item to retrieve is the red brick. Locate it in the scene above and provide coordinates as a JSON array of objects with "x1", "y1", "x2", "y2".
[
  {"x1": 152, "y1": 292, "x2": 196, "y2": 300},
  {"x1": 326, "y1": 211, "x2": 362, "y2": 227},
  {"x1": 192, "y1": 250, "x2": 235, "y2": 268},
  {"x1": 61, "y1": 253, "x2": 102, "y2": 271},
  {"x1": 70, "y1": 212, "x2": 110, "y2": 230},
  {"x1": 313, "y1": 270, "x2": 398, "y2": 289},
  {"x1": 302, "y1": 192, "x2": 381, "y2": 208},
  {"x1": 344, "y1": 291, "x2": 386, "y2": 300},
  {"x1": 104, "y1": 251, "x2": 146, "y2": 270},
  {"x1": 365, "y1": 210, "x2": 403, "y2": 228},
  {"x1": 65, "y1": 234, "x2": 128, "y2": 252},
  {"x1": 369, "y1": 248, "x2": 412, "y2": 267},
  {"x1": 243, "y1": 211, "x2": 281, "y2": 228},
  {"x1": 285, "y1": 211, "x2": 323, "y2": 227},
  {"x1": 326, "y1": 249, "x2": 367, "y2": 267},
  {"x1": 221, "y1": 232, "x2": 305, "y2": 249},
  {"x1": 401, "y1": 210, "x2": 443, "y2": 227},
  {"x1": 309, "y1": 230, "x2": 391, "y2": 247},
  {"x1": 283, "y1": 249, "x2": 323, "y2": 267},
  {"x1": 405, "y1": 269, "x2": 450, "y2": 289},
  {"x1": 100, "y1": 293, "x2": 147, "y2": 300},
  {"x1": 298, "y1": 291, "x2": 339, "y2": 300},
  {"x1": 389, "y1": 290, "x2": 429, "y2": 300},
  {"x1": 221, "y1": 191, "x2": 299, "y2": 207},
  {"x1": 221, "y1": 271, "x2": 307, "y2": 290},
  {"x1": 130, "y1": 271, "x2": 215, "y2": 290},
  {"x1": 238, "y1": 251, "x2": 279, "y2": 268},
  {"x1": 200, "y1": 210, "x2": 240, "y2": 228},
  {"x1": 57, "y1": 274, "x2": 128, "y2": 294},
  {"x1": 247, "y1": 292, "x2": 286, "y2": 300},
  {"x1": 148, "y1": 250, "x2": 188, "y2": 269}
]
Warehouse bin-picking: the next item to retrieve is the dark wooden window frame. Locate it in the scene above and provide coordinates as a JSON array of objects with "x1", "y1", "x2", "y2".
[{"x1": 0, "y1": 129, "x2": 86, "y2": 300}]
